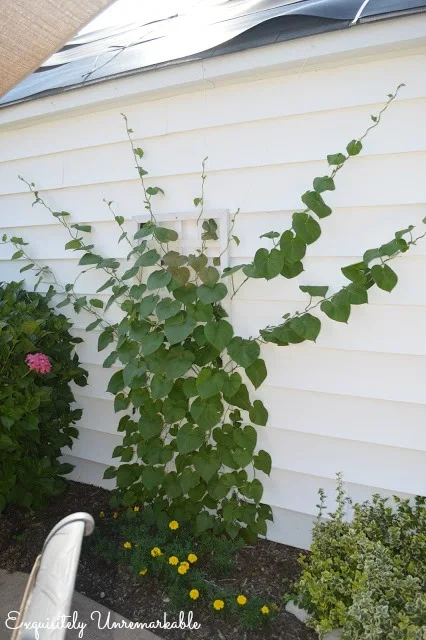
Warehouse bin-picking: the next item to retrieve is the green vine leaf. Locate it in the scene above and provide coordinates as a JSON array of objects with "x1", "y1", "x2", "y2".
[
  {"x1": 204, "y1": 319, "x2": 234, "y2": 351},
  {"x1": 140, "y1": 330, "x2": 164, "y2": 355},
  {"x1": 107, "y1": 370, "x2": 125, "y2": 394},
  {"x1": 248, "y1": 248, "x2": 284, "y2": 280},
  {"x1": 290, "y1": 313, "x2": 321, "y2": 342},
  {"x1": 154, "y1": 227, "x2": 178, "y2": 243},
  {"x1": 346, "y1": 139, "x2": 363, "y2": 156},
  {"x1": 245, "y1": 359, "x2": 267, "y2": 389},
  {"x1": 139, "y1": 294, "x2": 159, "y2": 318},
  {"x1": 299, "y1": 285, "x2": 328, "y2": 297},
  {"x1": 163, "y1": 312, "x2": 196, "y2": 345},
  {"x1": 281, "y1": 261, "x2": 304, "y2": 279},
  {"x1": 327, "y1": 152, "x2": 346, "y2": 165},
  {"x1": 321, "y1": 291, "x2": 351, "y2": 323},
  {"x1": 279, "y1": 231, "x2": 306, "y2": 264},
  {"x1": 370, "y1": 264, "x2": 398, "y2": 292},
  {"x1": 253, "y1": 450, "x2": 272, "y2": 476},
  {"x1": 227, "y1": 337, "x2": 260, "y2": 369},
  {"x1": 190, "y1": 395, "x2": 223, "y2": 429},
  {"x1": 301, "y1": 191, "x2": 332, "y2": 219},
  {"x1": 193, "y1": 452, "x2": 221, "y2": 482},
  {"x1": 135, "y1": 248, "x2": 160, "y2": 267},
  {"x1": 313, "y1": 176, "x2": 335, "y2": 193},
  {"x1": 147, "y1": 269, "x2": 172, "y2": 290},
  {"x1": 155, "y1": 297, "x2": 181, "y2": 321},
  {"x1": 176, "y1": 424, "x2": 204, "y2": 455},
  {"x1": 249, "y1": 400, "x2": 268, "y2": 426},
  {"x1": 196, "y1": 369, "x2": 225, "y2": 399},
  {"x1": 199, "y1": 266, "x2": 220, "y2": 286},
  {"x1": 197, "y1": 283, "x2": 227, "y2": 304},
  {"x1": 346, "y1": 283, "x2": 368, "y2": 305},
  {"x1": 292, "y1": 212, "x2": 321, "y2": 245}
]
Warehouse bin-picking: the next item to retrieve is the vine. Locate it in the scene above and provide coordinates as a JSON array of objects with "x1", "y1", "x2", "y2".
[{"x1": 4, "y1": 84, "x2": 421, "y2": 544}]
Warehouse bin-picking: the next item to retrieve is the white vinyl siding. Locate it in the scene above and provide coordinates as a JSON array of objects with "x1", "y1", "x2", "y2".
[{"x1": 1, "y1": 16, "x2": 425, "y2": 547}]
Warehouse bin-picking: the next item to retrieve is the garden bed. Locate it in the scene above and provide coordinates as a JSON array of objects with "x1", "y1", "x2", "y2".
[{"x1": 0, "y1": 480, "x2": 316, "y2": 640}]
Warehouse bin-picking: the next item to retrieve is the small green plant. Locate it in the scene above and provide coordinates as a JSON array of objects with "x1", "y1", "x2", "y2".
[
  {"x1": 91, "y1": 507, "x2": 277, "y2": 629},
  {"x1": 0, "y1": 281, "x2": 87, "y2": 512},
  {"x1": 290, "y1": 476, "x2": 426, "y2": 639}
]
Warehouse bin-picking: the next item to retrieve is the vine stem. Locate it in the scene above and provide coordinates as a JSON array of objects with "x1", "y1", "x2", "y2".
[
  {"x1": 258, "y1": 226, "x2": 426, "y2": 338},
  {"x1": 121, "y1": 113, "x2": 157, "y2": 223},
  {"x1": 232, "y1": 83, "x2": 406, "y2": 298}
]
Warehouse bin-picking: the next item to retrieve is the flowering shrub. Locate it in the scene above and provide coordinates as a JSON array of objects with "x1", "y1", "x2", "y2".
[
  {"x1": 0, "y1": 281, "x2": 87, "y2": 512},
  {"x1": 290, "y1": 476, "x2": 426, "y2": 639},
  {"x1": 91, "y1": 507, "x2": 276, "y2": 629}
]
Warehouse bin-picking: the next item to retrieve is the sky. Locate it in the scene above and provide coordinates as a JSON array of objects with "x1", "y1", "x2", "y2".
[{"x1": 79, "y1": 0, "x2": 205, "y2": 34}]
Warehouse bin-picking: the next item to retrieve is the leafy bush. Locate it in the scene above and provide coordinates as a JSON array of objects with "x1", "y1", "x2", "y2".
[
  {"x1": 91, "y1": 507, "x2": 277, "y2": 628},
  {"x1": 291, "y1": 477, "x2": 426, "y2": 639},
  {"x1": 0, "y1": 281, "x2": 87, "y2": 512}
]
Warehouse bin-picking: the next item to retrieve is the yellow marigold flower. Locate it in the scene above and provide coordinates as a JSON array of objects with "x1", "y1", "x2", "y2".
[
  {"x1": 180, "y1": 561, "x2": 190, "y2": 569},
  {"x1": 99, "y1": 511, "x2": 105, "y2": 518},
  {"x1": 139, "y1": 568, "x2": 148, "y2": 575},
  {"x1": 213, "y1": 599, "x2": 225, "y2": 611},
  {"x1": 133, "y1": 506, "x2": 140, "y2": 512},
  {"x1": 123, "y1": 541, "x2": 132, "y2": 549},
  {"x1": 236, "y1": 595, "x2": 247, "y2": 606},
  {"x1": 189, "y1": 589, "x2": 199, "y2": 600},
  {"x1": 188, "y1": 553, "x2": 198, "y2": 563},
  {"x1": 168, "y1": 556, "x2": 179, "y2": 566},
  {"x1": 169, "y1": 520, "x2": 179, "y2": 530},
  {"x1": 261, "y1": 605, "x2": 270, "y2": 615},
  {"x1": 112, "y1": 512, "x2": 119, "y2": 519},
  {"x1": 178, "y1": 564, "x2": 189, "y2": 575},
  {"x1": 151, "y1": 547, "x2": 162, "y2": 557}
]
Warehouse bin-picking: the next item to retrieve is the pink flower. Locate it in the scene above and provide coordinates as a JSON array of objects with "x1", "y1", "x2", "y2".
[{"x1": 25, "y1": 352, "x2": 52, "y2": 374}]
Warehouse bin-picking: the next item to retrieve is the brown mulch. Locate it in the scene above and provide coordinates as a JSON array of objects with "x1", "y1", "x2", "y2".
[{"x1": 0, "y1": 481, "x2": 316, "y2": 640}]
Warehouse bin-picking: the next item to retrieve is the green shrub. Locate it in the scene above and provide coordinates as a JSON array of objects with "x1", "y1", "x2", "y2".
[
  {"x1": 291, "y1": 476, "x2": 426, "y2": 639},
  {"x1": 0, "y1": 281, "x2": 87, "y2": 512}
]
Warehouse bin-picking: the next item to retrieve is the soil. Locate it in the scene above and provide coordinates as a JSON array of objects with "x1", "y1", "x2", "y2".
[{"x1": 0, "y1": 481, "x2": 316, "y2": 640}]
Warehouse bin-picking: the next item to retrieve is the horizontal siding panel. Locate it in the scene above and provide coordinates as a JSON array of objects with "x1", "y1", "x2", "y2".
[
  {"x1": 262, "y1": 468, "x2": 412, "y2": 516},
  {"x1": 1, "y1": 54, "x2": 424, "y2": 162},
  {"x1": 2, "y1": 99, "x2": 426, "y2": 193},
  {"x1": 263, "y1": 344, "x2": 426, "y2": 405},
  {"x1": 74, "y1": 390, "x2": 426, "y2": 452},
  {"x1": 257, "y1": 428, "x2": 426, "y2": 496},
  {"x1": 65, "y1": 425, "x2": 426, "y2": 496}
]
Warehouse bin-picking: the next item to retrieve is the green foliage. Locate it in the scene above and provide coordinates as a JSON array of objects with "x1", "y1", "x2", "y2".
[
  {"x1": 91, "y1": 510, "x2": 278, "y2": 629},
  {"x1": 0, "y1": 281, "x2": 87, "y2": 512},
  {"x1": 291, "y1": 477, "x2": 426, "y2": 639}
]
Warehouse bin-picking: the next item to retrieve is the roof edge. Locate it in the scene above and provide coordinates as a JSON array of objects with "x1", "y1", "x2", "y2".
[{"x1": 0, "y1": 13, "x2": 425, "y2": 132}]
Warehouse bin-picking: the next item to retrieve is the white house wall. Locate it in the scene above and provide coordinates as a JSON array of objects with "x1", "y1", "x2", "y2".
[{"x1": 1, "y1": 20, "x2": 426, "y2": 548}]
